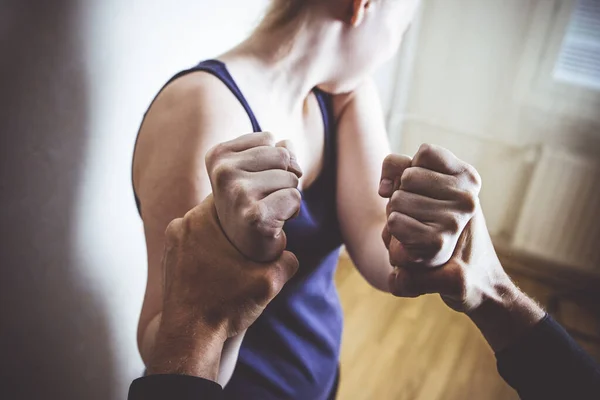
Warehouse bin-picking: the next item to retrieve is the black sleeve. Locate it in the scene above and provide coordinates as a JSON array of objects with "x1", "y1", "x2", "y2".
[
  {"x1": 496, "y1": 314, "x2": 600, "y2": 400},
  {"x1": 128, "y1": 374, "x2": 223, "y2": 400}
]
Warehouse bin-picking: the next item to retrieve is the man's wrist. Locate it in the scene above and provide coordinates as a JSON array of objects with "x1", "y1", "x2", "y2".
[
  {"x1": 468, "y1": 276, "x2": 546, "y2": 352},
  {"x1": 147, "y1": 316, "x2": 227, "y2": 381}
]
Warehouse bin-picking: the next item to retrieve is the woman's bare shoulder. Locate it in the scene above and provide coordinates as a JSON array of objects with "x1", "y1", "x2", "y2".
[
  {"x1": 144, "y1": 71, "x2": 253, "y2": 139},
  {"x1": 133, "y1": 71, "x2": 254, "y2": 188}
]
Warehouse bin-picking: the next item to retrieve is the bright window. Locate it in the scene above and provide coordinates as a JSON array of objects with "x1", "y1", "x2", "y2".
[{"x1": 554, "y1": 0, "x2": 600, "y2": 91}]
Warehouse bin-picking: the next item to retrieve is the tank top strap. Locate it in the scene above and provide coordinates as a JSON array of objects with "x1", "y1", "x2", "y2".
[
  {"x1": 176, "y1": 59, "x2": 263, "y2": 132},
  {"x1": 311, "y1": 88, "x2": 337, "y2": 186},
  {"x1": 133, "y1": 61, "x2": 338, "y2": 214}
]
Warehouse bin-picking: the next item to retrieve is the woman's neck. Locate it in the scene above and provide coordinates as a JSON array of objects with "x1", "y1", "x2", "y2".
[{"x1": 220, "y1": 10, "x2": 340, "y2": 115}]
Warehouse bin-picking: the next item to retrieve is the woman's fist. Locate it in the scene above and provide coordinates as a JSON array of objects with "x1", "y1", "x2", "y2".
[{"x1": 205, "y1": 132, "x2": 303, "y2": 262}]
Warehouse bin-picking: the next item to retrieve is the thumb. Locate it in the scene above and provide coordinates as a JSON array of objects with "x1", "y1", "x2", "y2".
[
  {"x1": 380, "y1": 154, "x2": 412, "y2": 198},
  {"x1": 275, "y1": 250, "x2": 300, "y2": 285},
  {"x1": 260, "y1": 251, "x2": 299, "y2": 304}
]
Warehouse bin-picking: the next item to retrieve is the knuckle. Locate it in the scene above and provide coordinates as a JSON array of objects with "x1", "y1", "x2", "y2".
[
  {"x1": 257, "y1": 271, "x2": 280, "y2": 302},
  {"x1": 400, "y1": 168, "x2": 417, "y2": 188},
  {"x1": 212, "y1": 162, "x2": 235, "y2": 188},
  {"x1": 277, "y1": 147, "x2": 291, "y2": 168},
  {"x1": 390, "y1": 189, "x2": 405, "y2": 205},
  {"x1": 387, "y1": 211, "x2": 403, "y2": 231},
  {"x1": 205, "y1": 143, "x2": 226, "y2": 168},
  {"x1": 288, "y1": 172, "x2": 300, "y2": 189},
  {"x1": 443, "y1": 215, "x2": 461, "y2": 233},
  {"x1": 260, "y1": 131, "x2": 276, "y2": 145},
  {"x1": 382, "y1": 153, "x2": 397, "y2": 167},
  {"x1": 230, "y1": 179, "x2": 251, "y2": 201},
  {"x1": 244, "y1": 203, "x2": 274, "y2": 236},
  {"x1": 427, "y1": 233, "x2": 445, "y2": 255},
  {"x1": 164, "y1": 218, "x2": 183, "y2": 244},
  {"x1": 289, "y1": 187, "x2": 302, "y2": 204},
  {"x1": 458, "y1": 191, "x2": 478, "y2": 214},
  {"x1": 463, "y1": 164, "x2": 482, "y2": 190},
  {"x1": 415, "y1": 143, "x2": 436, "y2": 162},
  {"x1": 181, "y1": 211, "x2": 196, "y2": 234},
  {"x1": 418, "y1": 143, "x2": 435, "y2": 156}
]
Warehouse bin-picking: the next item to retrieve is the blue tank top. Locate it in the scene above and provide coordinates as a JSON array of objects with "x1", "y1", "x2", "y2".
[{"x1": 133, "y1": 60, "x2": 344, "y2": 399}]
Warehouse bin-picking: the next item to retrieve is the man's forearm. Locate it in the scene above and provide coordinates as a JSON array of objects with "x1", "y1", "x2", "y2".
[
  {"x1": 480, "y1": 278, "x2": 600, "y2": 399},
  {"x1": 467, "y1": 277, "x2": 545, "y2": 352},
  {"x1": 148, "y1": 318, "x2": 226, "y2": 381},
  {"x1": 141, "y1": 312, "x2": 241, "y2": 385}
]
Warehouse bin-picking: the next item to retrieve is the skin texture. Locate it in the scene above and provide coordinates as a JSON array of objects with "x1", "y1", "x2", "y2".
[
  {"x1": 380, "y1": 145, "x2": 545, "y2": 351},
  {"x1": 147, "y1": 195, "x2": 299, "y2": 379},
  {"x1": 134, "y1": 0, "x2": 422, "y2": 385},
  {"x1": 148, "y1": 146, "x2": 545, "y2": 388},
  {"x1": 205, "y1": 132, "x2": 303, "y2": 263}
]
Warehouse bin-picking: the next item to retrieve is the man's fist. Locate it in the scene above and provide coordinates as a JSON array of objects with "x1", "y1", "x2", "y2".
[
  {"x1": 160, "y1": 194, "x2": 299, "y2": 339},
  {"x1": 379, "y1": 144, "x2": 512, "y2": 314},
  {"x1": 205, "y1": 132, "x2": 303, "y2": 263},
  {"x1": 379, "y1": 144, "x2": 482, "y2": 269}
]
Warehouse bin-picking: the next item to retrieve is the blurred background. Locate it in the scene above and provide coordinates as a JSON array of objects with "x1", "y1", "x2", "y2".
[{"x1": 0, "y1": 0, "x2": 598, "y2": 399}]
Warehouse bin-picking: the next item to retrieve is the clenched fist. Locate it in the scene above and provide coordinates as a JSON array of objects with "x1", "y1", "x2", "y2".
[
  {"x1": 148, "y1": 195, "x2": 299, "y2": 377},
  {"x1": 160, "y1": 195, "x2": 299, "y2": 340},
  {"x1": 379, "y1": 144, "x2": 511, "y2": 314},
  {"x1": 379, "y1": 144, "x2": 481, "y2": 269},
  {"x1": 205, "y1": 132, "x2": 303, "y2": 263}
]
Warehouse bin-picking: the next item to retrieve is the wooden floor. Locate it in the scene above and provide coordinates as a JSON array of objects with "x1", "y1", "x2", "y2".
[{"x1": 334, "y1": 257, "x2": 600, "y2": 400}]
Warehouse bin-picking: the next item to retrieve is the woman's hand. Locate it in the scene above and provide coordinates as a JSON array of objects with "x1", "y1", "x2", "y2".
[{"x1": 205, "y1": 132, "x2": 303, "y2": 262}]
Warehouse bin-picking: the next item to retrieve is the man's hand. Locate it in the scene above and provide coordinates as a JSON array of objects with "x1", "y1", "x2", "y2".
[
  {"x1": 380, "y1": 144, "x2": 545, "y2": 350},
  {"x1": 148, "y1": 195, "x2": 299, "y2": 378},
  {"x1": 379, "y1": 144, "x2": 504, "y2": 312},
  {"x1": 205, "y1": 132, "x2": 303, "y2": 263},
  {"x1": 380, "y1": 144, "x2": 481, "y2": 270}
]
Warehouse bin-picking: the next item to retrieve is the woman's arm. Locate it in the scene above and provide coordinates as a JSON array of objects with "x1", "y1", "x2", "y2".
[
  {"x1": 133, "y1": 71, "x2": 254, "y2": 385},
  {"x1": 333, "y1": 79, "x2": 395, "y2": 292}
]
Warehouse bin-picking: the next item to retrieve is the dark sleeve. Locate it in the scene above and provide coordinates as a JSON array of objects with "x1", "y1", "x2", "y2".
[
  {"x1": 496, "y1": 314, "x2": 600, "y2": 400},
  {"x1": 128, "y1": 374, "x2": 223, "y2": 400}
]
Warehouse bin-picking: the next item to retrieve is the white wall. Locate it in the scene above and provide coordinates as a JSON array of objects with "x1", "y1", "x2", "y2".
[
  {"x1": 1, "y1": 1, "x2": 269, "y2": 399},
  {"x1": 388, "y1": 0, "x2": 600, "y2": 239},
  {"x1": 79, "y1": 0, "x2": 270, "y2": 395}
]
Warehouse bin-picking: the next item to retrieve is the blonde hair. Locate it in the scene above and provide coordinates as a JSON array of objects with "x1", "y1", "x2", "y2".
[{"x1": 258, "y1": 0, "x2": 307, "y2": 32}]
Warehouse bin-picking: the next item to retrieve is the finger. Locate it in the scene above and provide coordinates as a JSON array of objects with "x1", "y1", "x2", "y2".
[
  {"x1": 388, "y1": 236, "x2": 416, "y2": 266},
  {"x1": 389, "y1": 190, "x2": 455, "y2": 224},
  {"x1": 379, "y1": 154, "x2": 412, "y2": 198},
  {"x1": 400, "y1": 167, "x2": 463, "y2": 200},
  {"x1": 259, "y1": 188, "x2": 302, "y2": 224},
  {"x1": 387, "y1": 212, "x2": 440, "y2": 264},
  {"x1": 382, "y1": 224, "x2": 392, "y2": 250},
  {"x1": 276, "y1": 140, "x2": 303, "y2": 178},
  {"x1": 249, "y1": 169, "x2": 300, "y2": 196},
  {"x1": 412, "y1": 144, "x2": 466, "y2": 175},
  {"x1": 261, "y1": 250, "x2": 300, "y2": 303},
  {"x1": 388, "y1": 267, "x2": 421, "y2": 298},
  {"x1": 389, "y1": 261, "x2": 463, "y2": 298},
  {"x1": 226, "y1": 131, "x2": 277, "y2": 152},
  {"x1": 235, "y1": 146, "x2": 294, "y2": 173},
  {"x1": 387, "y1": 211, "x2": 434, "y2": 247}
]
